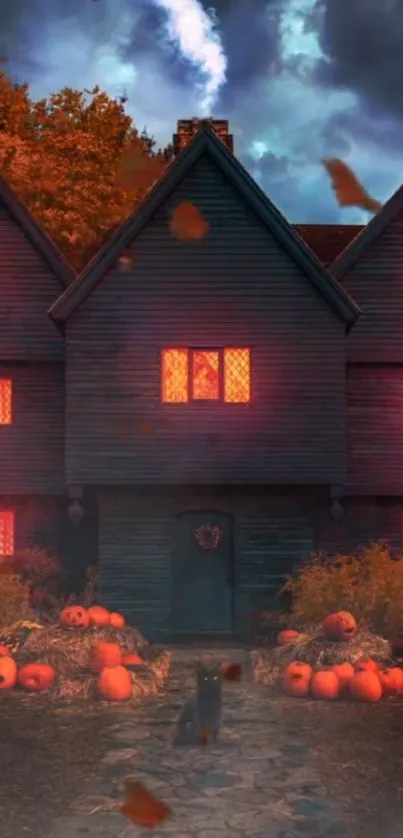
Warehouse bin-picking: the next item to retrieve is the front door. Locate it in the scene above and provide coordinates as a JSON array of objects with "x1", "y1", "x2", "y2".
[{"x1": 171, "y1": 511, "x2": 233, "y2": 636}]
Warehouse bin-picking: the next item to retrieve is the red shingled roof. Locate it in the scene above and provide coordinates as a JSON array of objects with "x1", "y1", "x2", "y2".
[{"x1": 294, "y1": 224, "x2": 364, "y2": 267}]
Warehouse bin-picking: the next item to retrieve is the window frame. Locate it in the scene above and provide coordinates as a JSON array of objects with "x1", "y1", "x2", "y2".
[
  {"x1": 0, "y1": 378, "x2": 13, "y2": 425},
  {"x1": 0, "y1": 509, "x2": 15, "y2": 558},
  {"x1": 160, "y1": 346, "x2": 252, "y2": 405}
]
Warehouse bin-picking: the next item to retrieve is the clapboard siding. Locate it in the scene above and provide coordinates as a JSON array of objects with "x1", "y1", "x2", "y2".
[
  {"x1": 65, "y1": 153, "x2": 346, "y2": 487},
  {"x1": 0, "y1": 206, "x2": 65, "y2": 360},
  {"x1": 342, "y1": 209, "x2": 403, "y2": 363},
  {"x1": 0, "y1": 494, "x2": 65, "y2": 551},
  {"x1": 316, "y1": 498, "x2": 403, "y2": 555},
  {"x1": 98, "y1": 488, "x2": 315, "y2": 640},
  {"x1": 0, "y1": 363, "x2": 65, "y2": 493},
  {"x1": 347, "y1": 365, "x2": 403, "y2": 495}
]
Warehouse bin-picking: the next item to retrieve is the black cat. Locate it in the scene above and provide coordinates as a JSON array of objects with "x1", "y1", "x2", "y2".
[{"x1": 173, "y1": 661, "x2": 222, "y2": 745}]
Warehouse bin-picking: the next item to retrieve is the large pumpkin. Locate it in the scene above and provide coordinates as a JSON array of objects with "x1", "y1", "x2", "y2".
[
  {"x1": 378, "y1": 667, "x2": 403, "y2": 697},
  {"x1": 18, "y1": 663, "x2": 56, "y2": 693},
  {"x1": 60, "y1": 605, "x2": 90, "y2": 630},
  {"x1": 282, "y1": 661, "x2": 312, "y2": 698},
  {"x1": 323, "y1": 611, "x2": 357, "y2": 642},
  {"x1": 90, "y1": 641, "x2": 122, "y2": 673},
  {"x1": 0, "y1": 643, "x2": 11, "y2": 656},
  {"x1": 109, "y1": 612, "x2": 125, "y2": 629},
  {"x1": 350, "y1": 671, "x2": 382, "y2": 702},
  {"x1": 87, "y1": 605, "x2": 110, "y2": 628},
  {"x1": 0, "y1": 655, "x2": 17, "y2": 689},
  {"x1": 276, "y1": 629, "x2": 300, "y2": 646},
  {"x1": 311, "y1": 670, "x2": 340, "y2": 701},
  {"x1": 332, "y1": 662, "x2": 355, "y2": 691},
  {"x1": 354, "y1": 658, "x2": 378, "y2": 674},
  {"x1": 98, "y1": 665, "x2": 132, "y2": 701}
]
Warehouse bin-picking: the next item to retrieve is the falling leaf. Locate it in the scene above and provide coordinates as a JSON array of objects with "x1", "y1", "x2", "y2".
[
  {"x1": 322, "y1": 159, "x2": 382, "y2": 215},
  {"x1": 221, "y1": 662, "x2": 242, "y2": 682},
  {"x1": 170, "y1": 201, "x2": 209, "y2": 241},
  {"x1": 121, "y1": 779, "x2": 171, "y2": 828},
  {"x1": 118, "y1": 250, "x2": 134, "y2": 272}
]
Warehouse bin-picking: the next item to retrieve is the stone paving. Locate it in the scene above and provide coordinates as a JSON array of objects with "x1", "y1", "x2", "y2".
[{"x1": 50, "y1": 648, "x2": 354, "y2": 838}]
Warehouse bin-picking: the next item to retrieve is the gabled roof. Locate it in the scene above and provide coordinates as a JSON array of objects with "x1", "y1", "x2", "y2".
[
  {"x1": 48, "y1": 127, "x2": 361, "y2": 327},
  {"x1": 0, "y1": 176, "x2": 76, "y2": 288},
  {"x1": 295, "y1": 224, "x2": 364, "y2": 268},
  {"x1": 330, "y1": 185, "x2": 403, "y2": 280}
]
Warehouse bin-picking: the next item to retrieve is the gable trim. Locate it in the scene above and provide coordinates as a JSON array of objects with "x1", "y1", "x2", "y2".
[
  {"x1": 48, "y1": 128, "x2": 361, "y2": 326},
  {"x1": 330, "y1": 184, "x2": 403, "y2": 280},
  {"x1": 0, "y1": 176, "x2": 76, "y2": 288}
]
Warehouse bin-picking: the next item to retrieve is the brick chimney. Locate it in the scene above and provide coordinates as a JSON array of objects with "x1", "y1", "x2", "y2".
[{"x1": 172, "y1": 118, "x2": 234, "y2": 156}]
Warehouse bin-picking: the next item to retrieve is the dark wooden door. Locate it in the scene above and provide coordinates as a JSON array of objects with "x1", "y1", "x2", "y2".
[{"x1": 171, "y1": 511, "x2": 233, "y2": 635}]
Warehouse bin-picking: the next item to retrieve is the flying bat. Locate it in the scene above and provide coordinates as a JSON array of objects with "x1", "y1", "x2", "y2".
[{"x1": 322, "y1": 158, "x2": 382, "y2": 215}]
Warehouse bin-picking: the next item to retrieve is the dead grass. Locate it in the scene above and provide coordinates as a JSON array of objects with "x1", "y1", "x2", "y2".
[{"x1": 251, "y1": 625, "x2": 391, "y2": 686}]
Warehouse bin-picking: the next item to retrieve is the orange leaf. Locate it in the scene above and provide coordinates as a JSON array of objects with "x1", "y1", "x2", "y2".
[
  {"x1": 322, "y1": 159, "x2": 382, "y2": 214},
  {"x1": 170, "y1": 201, "x2": 209, "y2": 241},
  {"x1": 121, "y1": 780, "x2": 171, "y2": 828},
  {"x1": 118, "y1": 251, "x2": 134, "y2": 272},
  {"x1": 221, "y1": 662, "x2": 242, "y2": 681}
]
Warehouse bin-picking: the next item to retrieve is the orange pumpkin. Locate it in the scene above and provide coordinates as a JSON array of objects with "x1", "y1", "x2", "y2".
[
  {"x1": 0, "y1": 655, "x2": 17, "y2": 689},
  {"x1": 350, "y1": 671, "x2": 382, "y2": 702},
  {"x1": 323, "y1": 611, "x2": 357, "y2": 641},
  {"x1": 378, "y1": 667, "x2": 403, "y2": 697},
  {"x1": 311, "y1": 670, "x2": 340, "y2": 701},
  {"x1": 98, "y1": 665, "x2": 132, "y2": 701},
  {"x1": 87, "y1": 605, "x2": 110, "y2": 628},
  {"x1": 354, "y1": 658, "x2": 378, "y2": 674},
  {"x1": 109, "y1": 612, "x2": 125, "y2": 629},
  {"x1": 122, "y1": 653, "x2": 144, "y2": 666},
  {"x1": 332, "y1": 662, "x2": 355, "y2": 690},
  {"x1": 0, "y1": 643, "x2": 11, "y2": 656},
  {"x1": 282, "y1": 661, "x2": 313, "y2": 698},
  {"x1": 90, "y1": 641, "x2": 122, "y2": 673},
  {"x1": 60, "y1": 605, "x2": 90, "y2": 630},
  {"x1": 18, "y1": 662, "x2": 56, "y2": 693},
  {"x1": 276, "y1": 629, "x2": 300, "y2": 646}
]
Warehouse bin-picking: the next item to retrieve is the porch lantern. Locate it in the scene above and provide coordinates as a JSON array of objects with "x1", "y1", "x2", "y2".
[{"x1": 68, "y1": 498, "x2": 84, "y2": 528}]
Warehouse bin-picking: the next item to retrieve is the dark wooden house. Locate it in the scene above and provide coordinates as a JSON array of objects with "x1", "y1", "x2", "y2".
[{"x1": 2, "y1": 117, "x2": 403, "y2": 640}]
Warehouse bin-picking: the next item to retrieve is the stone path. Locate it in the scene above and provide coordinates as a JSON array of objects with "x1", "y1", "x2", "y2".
[{"x1": 51, "y1": 648, "x2": 354, "y2": 838}]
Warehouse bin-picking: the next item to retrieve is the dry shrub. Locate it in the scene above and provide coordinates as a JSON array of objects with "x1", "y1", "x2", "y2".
[
  {"x1": 39, "y1": 565, "x2": 99, "y2": 624},
  {"x1": 282, "y1": 542, "x2": 403, "y2": 637},
  {"x1": 0, "y1": 573, "x2": 33, "y2": 627}
]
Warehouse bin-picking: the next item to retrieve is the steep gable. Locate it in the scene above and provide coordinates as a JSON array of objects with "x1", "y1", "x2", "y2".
[
  {"x1": 330, "y1": 185, "x2": 403, "y2": 362},
  {"x1": 0, "y1": 176, "x2": 75, "y2": 359},
  {"x1": 49, "y1": 127, "x2": 360, "y2": 328}
]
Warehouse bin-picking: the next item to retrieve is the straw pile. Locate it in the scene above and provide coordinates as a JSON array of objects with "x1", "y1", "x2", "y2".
[
  {"x1": 7, "y1": 622, "x2": 171, "y2": 701},
  {"x1": 251, "y1": 625, "x2": 392, "y2": 687}
]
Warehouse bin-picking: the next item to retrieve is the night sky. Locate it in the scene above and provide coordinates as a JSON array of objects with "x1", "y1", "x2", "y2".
[{"x1": 1, "y1": 0, "x2": 402, "y2": 224}]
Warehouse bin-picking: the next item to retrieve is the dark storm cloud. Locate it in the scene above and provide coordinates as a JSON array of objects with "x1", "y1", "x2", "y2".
[{"x1": 313, "y1": 0, "x2": 403, "y2": 119}]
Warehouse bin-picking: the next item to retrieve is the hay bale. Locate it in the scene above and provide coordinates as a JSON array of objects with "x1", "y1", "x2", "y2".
[
  {"x1": 10, "y1": 622, "x2": 170, "y2": 701},
  {"x1": 251, "y1": 626, "x2": 392, "y2": 686}
]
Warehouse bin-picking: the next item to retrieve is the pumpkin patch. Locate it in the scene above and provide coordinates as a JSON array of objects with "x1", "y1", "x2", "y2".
[
  {"x1": 87, "y1": 606, "x2": 110, "y2": 628},
  {"x1": 350, "y1": 671, "x2": 382, "y2": 702},
  {"x1": 0, "y1": 655, "x2": 17, "y2": 689},
  {"x1": 90, "y1": 641, "x2": 122, "y2": 673},
  {"x1": 98, "y1": 665, "x2": 132, "y2": 701},
  {"x1": 323, "y1": 611, "x2": 357, "y2": 642},
  {"x1": 60, "y1": 605, "x2": 90, "y2": 630},
  {"x1": 277, "y1": 629, "x2": 301, "y2": 646},
  {"x1": 18, "y1": 663, "x2": 56, "y2": 693},
  {"x1": 332, "y1": 662, "x2": 355, "y2": 690},
  {"x1": 109, "y1": 612, "x2": 125, "y2": 629},
  {"x1": 311, "y1": 670, "x2": 340, "y2": 701}
]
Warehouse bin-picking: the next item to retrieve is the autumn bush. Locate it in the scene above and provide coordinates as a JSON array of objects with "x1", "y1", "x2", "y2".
[
  {"x1": 281, "y1": 542, "x2": 403, "y2": 638},
  {"x1": 0, "y1": 573, "x2": 32, "y2": 627}
]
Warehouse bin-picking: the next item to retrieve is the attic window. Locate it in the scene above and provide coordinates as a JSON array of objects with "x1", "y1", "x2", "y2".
[
  {"x1": 0, "y1": 380, "x2": 12, "y2": 425},
  {"x1": 0, "y1": 510, "x2": 14, "y2": 557},
  {"x1": 161, "y1": 348, "x2": 251, "y2": 403}
]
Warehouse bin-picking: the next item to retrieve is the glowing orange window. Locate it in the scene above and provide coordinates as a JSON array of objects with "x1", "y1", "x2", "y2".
[
  {"x1": 0, "y1": 510, "x2": 14, "y2": 557},
  {"x1": 224, "y1": 348, "x2": 251, "y2": 403},
  {"x1": 161, "y1": 349, "x2": 188, "y2": 403},
  {"x1": 0, "y1": 379, "x2": 12, "y2": 424},
  {"x1": 192, "y1": 350, "x2": 219, "y2": 400}
]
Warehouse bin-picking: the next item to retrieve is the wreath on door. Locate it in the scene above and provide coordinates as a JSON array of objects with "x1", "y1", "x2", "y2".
[{"x1": 194, "y1": 523, "x2": 222, "y2": 550}]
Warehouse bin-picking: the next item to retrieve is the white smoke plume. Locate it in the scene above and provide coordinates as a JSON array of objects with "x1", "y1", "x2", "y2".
[{"x1": 152, "y1": 0, "x2": 227, "y2": 114}]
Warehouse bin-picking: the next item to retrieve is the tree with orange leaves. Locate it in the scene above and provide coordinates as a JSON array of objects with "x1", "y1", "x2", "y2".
[{"x1": 0, "y1": 72, "x2": 173, "y2": 269}]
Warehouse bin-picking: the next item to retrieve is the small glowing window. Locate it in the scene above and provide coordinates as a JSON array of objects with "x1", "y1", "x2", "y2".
[
  {"x1": 161, "y1": 349, "x2": 188, "y2": 403},
  {"x1": 224, "y1": 348, "x2": 251, "y2": 403},
  {"x1": 192, "y1": 350, "x2": 219, "y2": 400},
  {"x1": 0, "y1": 510, "x2": 14, "y2": 557},
  {"x1": 0, "y1": 379, "x2": 12, "y2": 424}
]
